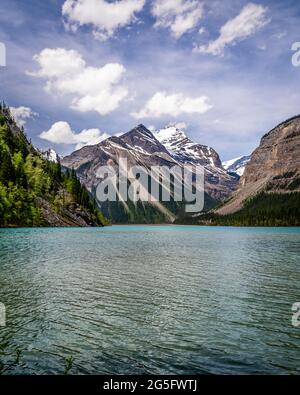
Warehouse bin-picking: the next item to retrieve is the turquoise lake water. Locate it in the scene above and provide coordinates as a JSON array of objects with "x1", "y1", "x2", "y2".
[{"x1": 0, "y1": 226, "x2": 299, "y2": 374}]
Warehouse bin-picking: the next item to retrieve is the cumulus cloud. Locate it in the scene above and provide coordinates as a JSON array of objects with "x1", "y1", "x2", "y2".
[
  {"x1": 132, "y1": 91, "x2": 212, "y2": 119},
  {"x1": 62, "y1": 0, "x2": 145, "y2": 41},
  {"x1": 152, "y1": 0, "x2": 204, "y2": 39},
  {"x1": 195, "y1": 3, "x2": 269, "y2": 56},
  {"x1": 40, "y1": 121, "x2": 110, "y2": 150},
  {"x1": 10, "y1": 106, "x2": 38, "y2": 127},
  {"x1": 29, "y1": 48, "x2": 128, "y2": 116}
]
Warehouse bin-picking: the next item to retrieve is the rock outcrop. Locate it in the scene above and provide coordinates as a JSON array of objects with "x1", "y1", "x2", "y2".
[
  {"x1": 217, "y1": 115, "x2": 300, "y2": 215},
  {"x1": 35, "y1": 197, "x2": 101, "y2": 227}
]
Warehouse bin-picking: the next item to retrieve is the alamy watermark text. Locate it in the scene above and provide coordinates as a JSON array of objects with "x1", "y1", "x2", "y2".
[
  {"x1": 291, "y1": 42, "x2": 300, "y2": 67},
  {"x1": 95, "y1": 159, "x2": 205, "y2": 213}
]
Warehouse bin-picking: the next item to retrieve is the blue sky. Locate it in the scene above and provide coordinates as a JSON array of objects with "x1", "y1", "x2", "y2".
[{"x1": 0, "y1": 0, "x2": 300, "y2": 160}]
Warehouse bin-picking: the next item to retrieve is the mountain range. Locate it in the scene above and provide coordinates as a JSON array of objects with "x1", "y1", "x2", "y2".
[
  {"x1": 62, "y1": 117, "x2": 300, "y2": 226},
  {"x1": 61, "y1": 124, "x2": 238, "y2": 223},
  {"x1": 1, "y1": 100, "x2": 300, "y2": 226}
]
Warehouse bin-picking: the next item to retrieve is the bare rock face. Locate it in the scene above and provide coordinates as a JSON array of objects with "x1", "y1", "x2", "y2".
[
  {"x1": 242, "y1": 116, "x2": 300, "y2": 187},
  {"x1": 62, "y1": 125, "x2": 177, "y2": 193},
  {"x1": 154, "y1": 124, "x2": 237, "y2": 200},
  {"x1": 217, "y1": 115, "x2": 300, "y2": 215},
  {"x1": 155, "y1": 124, "x2": 222, "y2": 168},
  {"x1": 62, "y1": 124, "x2": 238, "y2": 203},
  {"x1": 36, "y1": 197, "x2": 101, "y2": 227}
]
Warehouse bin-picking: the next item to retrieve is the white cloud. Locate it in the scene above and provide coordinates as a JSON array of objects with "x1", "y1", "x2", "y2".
[
  {"x1": 274, "y1": 31, "x2": 286, "y2": 40},
  {"x1": 132, "y1": 91, "x2": 212, "y2": 119},
  {"x1": 172, "y1": 121, "x2": 187, "y2": 130},
  {"x1": 10, "y1": 106, "x2": 38, "y2": 127},
  {"x1": 148, "y1": 122, "x2": 187, "y2": 133},
  {"x1": 62, "y1": 0, "x2": 145, "y2": 41},
  {"x1": 152, "y1": 0, "x2": 204, "y2": 39},
  {"x1": 198, "y1": 26, "x2": 206, "y2": 35},
  {"x1": 147, "y1": 125, "x2": 157, "y2": 133},
  {"x1": 29, "y1": 48, "x2": 128, "y2": 116},
  {"x1": 40, "y1": 121, "x2": 110, "y2": 150},
  {"x1": 195, "y1": 3, "x2": 269, "y2": 56}
]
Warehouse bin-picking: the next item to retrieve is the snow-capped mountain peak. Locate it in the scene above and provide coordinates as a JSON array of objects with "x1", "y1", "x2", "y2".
[
  {"x1": 155, "y1": 124, "x2": 191, "y2": 153},
  {"x1": 223, "y1": 156, "x2": 244, "y2": 169},
  {"x1": 121, "y1": 124, "x2": 170, "y2": 156},
  {"x1": 154, "y1": 124, "x2": 223, "y2": 170},
  {"x1": 42, "y1": 148, "x2": 60, "y2": 163},
  {"x1": 62, "y1": 123, "x2": 239, "y2": 203}
]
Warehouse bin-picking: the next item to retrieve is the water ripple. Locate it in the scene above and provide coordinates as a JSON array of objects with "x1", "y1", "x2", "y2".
[{"x1": 0, "y1": 226, "x2": 299, "y2": 374}]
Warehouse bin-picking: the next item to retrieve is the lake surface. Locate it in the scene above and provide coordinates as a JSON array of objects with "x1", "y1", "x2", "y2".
[{"x1": 0, "y1": 226, "x2": 299, "y2": 375}]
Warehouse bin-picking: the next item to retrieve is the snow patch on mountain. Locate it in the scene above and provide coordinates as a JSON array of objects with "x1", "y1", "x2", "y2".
[
  {"x1": 41, "y1": 149, "x2": 60, "y2": 163},
  {"x1": 155, "y1": 124, "x2": 189, "y2": 152},
  {"x1": 154, "y1": 124, "x2": 223, "y2": 169},
  {"x1": 223, "y1": 156, "x2": 244, "y2": 170},
  {"x1": 223, "y1": 155, "x2": 250, "y2": 176}
]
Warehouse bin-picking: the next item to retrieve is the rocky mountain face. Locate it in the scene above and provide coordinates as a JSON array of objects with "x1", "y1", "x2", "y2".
[
  {"x1": 35, "y1": 196, "x2": 103, "y2": 227},
  {"x1": 62, "y1": 124, "x2": 238, "y2": 223},
  {"x1": 155, "y1": 125, "x2": 222, "y2": 167},
  {"x1": 217, "y1": 115, "x2": 300, "y2": 215},
  {"x1": 154, "y1": 125, "x2": 237, "y2": 200},
  {"x1": 62, "y1": 125, "x2": 179, "y2": 223},
  {"x1": 62, "y1": 125, "x2": 176, "y2": 191},
  {"x1": 222, "y1": 155, "x2": 251, "y2": 177}
]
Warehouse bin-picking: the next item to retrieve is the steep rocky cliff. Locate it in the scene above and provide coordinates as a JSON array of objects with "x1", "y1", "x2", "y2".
[
  {"x1": 217, "y1": 115, "x2": 300, "y2": 215},
  {"x1": 154, "y1": 124, "x2": 237, "y2": 200}
]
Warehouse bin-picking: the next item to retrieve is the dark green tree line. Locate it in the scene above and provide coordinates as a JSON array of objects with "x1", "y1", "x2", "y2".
[{"x1": 0, "y1": 104, "x2": 107, "y2": 227}]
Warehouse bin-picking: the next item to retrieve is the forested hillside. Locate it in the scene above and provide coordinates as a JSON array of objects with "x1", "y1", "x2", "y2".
[
  {"x1": 0, "y1": 104, "x2": 107, "y2": 227},
  {"x1": 176, "y1": 192, "x2": 300, "y2": 226}
]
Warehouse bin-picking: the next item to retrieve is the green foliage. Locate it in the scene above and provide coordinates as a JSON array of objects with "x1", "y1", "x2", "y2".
[
  {"x1": 24, "y1": 154, "x2": 52, "y2": 195},
  {"x1": 101, "y1": 187, "x2": 217, "y2": 224},
  {"x1": 0, "y1": 182, "x2": 42, "y2": 226},
  {"x1": 63, "y1": 356, "x2": 74, "y2": 375},
  {"x1": 195, "y1": 192, "x2": 300, "y2": 227},
  {"x1": 62, "y1": 169, "x2": 109, "y2": 225},
  {"x1": 0, "y1": 105, "x2": 107, "y2": 227}
]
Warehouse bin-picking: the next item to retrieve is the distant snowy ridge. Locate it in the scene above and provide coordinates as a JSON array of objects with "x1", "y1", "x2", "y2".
[
  {"x1": 41, "y1": 148, "x2": 60, "y2": 163},
  {"x1": 222, "y1": 155, "x2": 250, "y2": 176}
]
